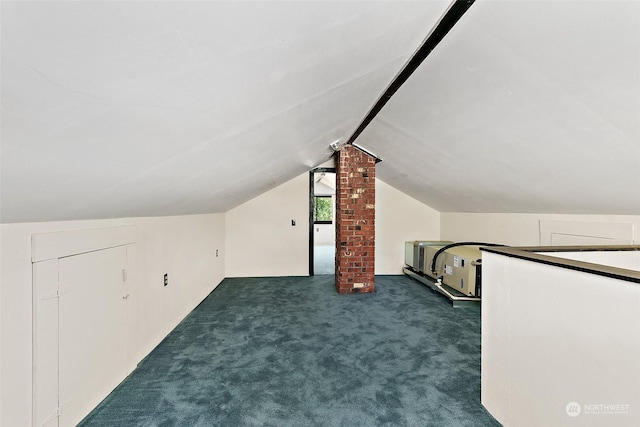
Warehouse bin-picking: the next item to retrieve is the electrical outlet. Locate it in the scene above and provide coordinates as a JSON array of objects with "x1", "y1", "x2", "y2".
[
  {"x1": 164, "y1": 273, "x2": 168, "y2": 287},
  {"x1": 291, "y1": 219, "x2": 296, "y2": 226},
  {"x1": 216, "y1": 249, "x2": 219, "y2": 257}
]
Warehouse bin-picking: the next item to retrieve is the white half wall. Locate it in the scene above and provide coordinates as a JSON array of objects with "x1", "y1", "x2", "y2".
[
  {"x1": 375, "y1": 179, "x2": 440, "y2": 274},
  {"x1": 441, "y1": 213, "x2": 640, "y2": 246},
  {"x1": 0, "y1": 213, "x2": 225, "y2": 426},
  {"x1": 481, "y1": 251, "x2": 640, "y2": 426}
]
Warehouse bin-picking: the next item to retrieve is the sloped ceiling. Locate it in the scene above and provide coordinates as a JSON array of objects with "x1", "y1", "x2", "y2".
[
  {"x1": 0, "y1": 0, "x2": 450, "y2": 222},
  {"x1": 1, "y1": 1, "x2": 639, "y2": 223},
  {"x1": 361, "y1": 0, "x2": 640, "y2": 214}
]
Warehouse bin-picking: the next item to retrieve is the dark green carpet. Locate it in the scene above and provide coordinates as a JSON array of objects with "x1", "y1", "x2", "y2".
[{"x1": 80, "y1": 275, "x2": 500, "y2": 426}]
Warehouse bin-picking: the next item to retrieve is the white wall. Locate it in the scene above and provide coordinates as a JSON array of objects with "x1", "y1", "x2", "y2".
[
  {"x1": 226, "y1": 173, "x2": 310, "y2": 277},
  {"x1": 482, "y1": 251, "x2": 640, "y2": 426},
  {"x1": 441, "y1": 213, "x2": 640, "y2": 246},
  {"x1": 375, "y1": 179, "x2": 440, "y2": 274},
  {"x1": 0, "y1": 226, "x2": 2, "y2": 425},
  {"x1": 225, "y1": 172, "x2": 442, "y2": 277},
  {"x1": 314, "y1": 223, "x2": 334, "y2": 245},
  {"x1": 0, "y1": 213, "x2": 225, "y2": 427}
]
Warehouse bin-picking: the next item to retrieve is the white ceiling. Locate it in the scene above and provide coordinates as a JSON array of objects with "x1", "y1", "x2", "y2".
[
  {"x1": 1, "y1": 0, "x2": 450, "y2": 222},
  {"x1": 1, "y1": 0, "x2": 639, "y2": 223},
  {"x1": 361, "y1": 0, "x2": 640, "y2": 214}
]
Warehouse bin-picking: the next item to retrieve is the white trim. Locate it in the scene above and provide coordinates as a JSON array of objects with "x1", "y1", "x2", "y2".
[
  {"x1": 31, "y1": 226, "x2": 135, "y2": 263},
  {"x1": 539, "y1": 220, "x2": 634, "y2": 246}
]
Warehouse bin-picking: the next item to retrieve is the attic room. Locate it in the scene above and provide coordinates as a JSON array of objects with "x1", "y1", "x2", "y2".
[{"x1": 1, "y1": 0, "x2": 639, "y2": 426}]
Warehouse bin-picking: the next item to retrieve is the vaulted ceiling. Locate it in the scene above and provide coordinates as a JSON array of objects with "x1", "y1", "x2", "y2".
[
  {"x1": 1, "y1": 0, "x2": 639, "y2": 223},
  {"x1": 362, "y1": 0, "x2": 640, "y2": 214}
]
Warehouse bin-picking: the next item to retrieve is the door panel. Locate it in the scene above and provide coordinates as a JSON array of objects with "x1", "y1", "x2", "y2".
[
  {"x1": 58, "y1": 246, "x2": 128, "y2": 426},
  {"x1": 32, "y1": 259, "x2": 60, "y2": 427}
]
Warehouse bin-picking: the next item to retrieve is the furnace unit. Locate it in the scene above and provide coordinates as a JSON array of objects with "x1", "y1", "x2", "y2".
[
  {"x1": 441, "y1": 246, "x2": 483, "y2": 297},
  {"x1": 422, "y1": 245, "x2": 450, "y2": 278},
  {"x1": 403, "y1": 241, "x2": 504, "y2": 306},
  {"x1": 404, "y1": 241, "x2": 453, "y2": 273}
]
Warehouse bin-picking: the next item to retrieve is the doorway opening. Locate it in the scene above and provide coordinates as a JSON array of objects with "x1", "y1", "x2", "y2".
[{"x1": 309, "y1": 168, "x2": 336, "y2": 275}]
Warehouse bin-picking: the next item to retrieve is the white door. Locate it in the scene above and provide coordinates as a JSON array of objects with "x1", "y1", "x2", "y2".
[{"x1": 58, "y1": 246, "x2": 129, "y2": 426}]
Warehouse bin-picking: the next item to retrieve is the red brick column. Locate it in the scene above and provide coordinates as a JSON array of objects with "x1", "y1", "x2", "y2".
[{"x1": 335, "y1": 145, "x2": 376, "y2": 294}]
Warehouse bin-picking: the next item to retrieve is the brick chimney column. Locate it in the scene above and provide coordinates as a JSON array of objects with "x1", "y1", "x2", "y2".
[{"x1": 335, "y1": 145, "x2": 375, "y2": 294}]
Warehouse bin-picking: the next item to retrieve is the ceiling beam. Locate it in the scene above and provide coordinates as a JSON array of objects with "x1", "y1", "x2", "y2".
[{"x1": 346, "y1": 0, "x2": 476, "y2": 145}]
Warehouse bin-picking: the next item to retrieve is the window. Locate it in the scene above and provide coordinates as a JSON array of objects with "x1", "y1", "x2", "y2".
[{"x1": 314, "y1": 196, "x2": 333, "y2": 224}]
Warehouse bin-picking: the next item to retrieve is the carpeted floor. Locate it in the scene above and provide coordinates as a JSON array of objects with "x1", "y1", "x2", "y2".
[{"x1": 80, "y1": 275, "x2": 500, "y2": 426}]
